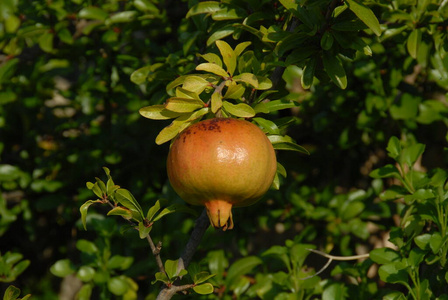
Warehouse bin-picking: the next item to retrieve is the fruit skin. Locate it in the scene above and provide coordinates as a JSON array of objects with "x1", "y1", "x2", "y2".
[{"x1": 167, "y1": 118, "x2": 277, "y2": 230}]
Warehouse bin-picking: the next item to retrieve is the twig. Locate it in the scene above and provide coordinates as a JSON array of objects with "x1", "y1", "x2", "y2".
[
  {"x1": 300, "y1": 248, "x2": 370, "y2": 280},
  {"x1": 156, "y1": 284, "x2": 195, "y2": 300},
  {"x1": 104, "y1": 199, "x2": 166, "y2": 274}
]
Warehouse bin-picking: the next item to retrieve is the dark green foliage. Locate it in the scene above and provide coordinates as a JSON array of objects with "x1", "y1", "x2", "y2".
[{"x1": 1, "y1": 0, "x2": 448, "y2": 299}]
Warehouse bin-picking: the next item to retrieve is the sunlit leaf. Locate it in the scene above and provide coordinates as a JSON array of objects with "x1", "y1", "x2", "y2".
[
  {"x1": 165, "y1": 97, "x2": 205, "y2": 113},
  {"x1": 216, "y1": 40, "x2": 236, "y2": 75},
  {"x1": 233, "y1": 73, "x2": 258, "y2": 88},
  {"x1": 196, "y1": 63, "x2": 229, "y2": 78},
  {"x1": 139, "y1": 105, "x2": 183, "y2": 120},
  {"x1": 186, "y1": 1, "x2": 221, "y2": 18},
  {"x1": 222, "y1": 101, "x2": 255, "y2": 118},
  {"x1": 211, "y1": 92, "x2": 223, "y2": 113}
]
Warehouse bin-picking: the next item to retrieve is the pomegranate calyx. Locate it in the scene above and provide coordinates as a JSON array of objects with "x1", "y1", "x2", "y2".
[{"x1": 204, "y1": 200, "x2": 234, "y2": 231}]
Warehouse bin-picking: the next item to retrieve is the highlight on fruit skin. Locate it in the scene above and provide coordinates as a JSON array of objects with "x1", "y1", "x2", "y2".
[{"x1": 166, "y1": 118, "x2": 277, "y2": 231}]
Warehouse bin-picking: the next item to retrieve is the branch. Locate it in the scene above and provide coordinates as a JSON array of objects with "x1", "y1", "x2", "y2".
[
  {"x1": 156, "y1": 209, "x2": 210, "y2": 300},
  {"x1": 300, "y1": 249, "x2": 370, "y2": 280}
]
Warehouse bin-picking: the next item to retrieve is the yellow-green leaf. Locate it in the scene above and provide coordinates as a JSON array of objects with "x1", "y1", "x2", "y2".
[
  {"x1": 407, "y1": 29, "x2": 422, "y2": 59},
  {"x1": 139, "y1": 105, "x2": 183, "y2": 120},
  {"x1": 211, "y1": 92, "x2": 223, "y2": 113},
  {"x1": 196, "y1": 63, "x2": 229, "y2": 78},
  {"x1": 222, "y1": 101, "x2": 255, "y2": 118},
  {"x1": 155, "y1": 109, "x2": 209, "y2": 145},
  {"x1": 224, "y1": 83, "x2": 245, "y2": 100},
  {"x1": 198, "y1": 53, "x2": 223, "y2": 67},
  {"x1": 256, "y1": 76, "x2": 272, "y2": 90},
  {"x1": 216, "y1": 40, "x2": 236, "y2": 76},
  {"x1": 175, "y1": 87, "x2": 201, "y2": 100},
  {"x1": 234, "y1": 41, "x2": 252, "y2": 57},
  {"x1": 181, "y1": 76, "x2": 210, "y2": 95},
  {"x1": 164, "y1": 98, "x2": 204, "y2": 113},
  {"x1": 234, "y1": 73, "x2": 258, "y2": 88}
]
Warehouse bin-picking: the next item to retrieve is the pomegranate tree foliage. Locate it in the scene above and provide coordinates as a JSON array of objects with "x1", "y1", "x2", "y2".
[{"x1": 1, "y1": 0, "x2": 448, "y2": 299}]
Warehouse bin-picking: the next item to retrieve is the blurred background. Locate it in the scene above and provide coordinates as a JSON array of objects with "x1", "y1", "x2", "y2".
[{"x1": 1, "y1": 0, "x2": 448, "y2": 299}]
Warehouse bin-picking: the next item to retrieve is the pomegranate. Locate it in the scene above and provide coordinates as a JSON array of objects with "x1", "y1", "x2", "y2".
[{"x1": 167, "y1": 118, "x2": 277, "y2": 230}]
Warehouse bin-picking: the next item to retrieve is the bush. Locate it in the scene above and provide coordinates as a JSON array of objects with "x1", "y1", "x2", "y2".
[{"x1": 1, "y1": 0, "x2": 447, "y2": 299}]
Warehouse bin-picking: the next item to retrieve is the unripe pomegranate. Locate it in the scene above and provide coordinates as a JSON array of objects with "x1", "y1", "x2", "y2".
[{"x1": 167, "y1": 118, "x2": 277, "y2": 231}]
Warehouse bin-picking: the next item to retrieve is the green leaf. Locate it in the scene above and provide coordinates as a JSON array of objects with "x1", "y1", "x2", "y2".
[
  {"x1": 261, "y1": 99, "x2": 299, "y2": 112},
  {"x1": 152, "y1": 272, "x2": 170, "y2": 284},
  {"x1": 407, "y1": 29, "x2": 422, "y2": 59},
  {"x1": 262, "y1": 245, "x2": 291, "y2": 271},
  {"x1": 196, "y1": 63, "x2": 229, "y2": 78},
  {"x1": 345, "y1": 0, "x2": 381, "y2": 36},
  {"x1": 211, "y1": 92, "x2": 223, "y2": 113},
  {"x1": 370, "y1": 248, "x2": 401, "y2": 264},
  {"x1": 414, "y1": 234, "x2": 431, "y2": 250},
  {"x1": 378, "y1": 262, "x2": 409, "y2": 285},
  {"x1": 320, "y1": 31, "x2": 334, "y2": 51},
  {"x1": 369, "y1": 164, "x2": 401, "y2": 179},
  {"x1": 323, "y1": 283, "x2": 348, "y2": 300},
  {"x1": 108, "y1": 255, "x2": 134, "y2": 270},
  {"x1": 50, "y1": 259, "x2": 75, "y2": 277},
  {"x1": 186, "y1": 1, "x2": 221, "y2": 18},
  {"x1": 105, "y1": 11, "x2": 137, "y2": 25},
  {"x1": 77, "y1": 284, "x2": 93, "y2": 300},
  {"x1": 234, "y1": 41, "x2": 251, "y2": 57},
  {"x1": 138, "y1": 221, "x2": 152, "y2": 239},
  {"x1": 181, "y1": 76, "x2": 211, "y2": 95},
  {"x1": 253, "y1": 118, "x2": 280, "y2": 135},
  {"x1": 165, "y1": 259, "x2": 180, "y2": 279},
  {"x1": 216, "y1": 40, "x2": 236, "y2": 76},
  {"x1": 139, "y1": 105, "x2": 183, "y2": 120},
  {"x1": 107, "y1": 206, "x2": 134, "y2": 220},
  {"x1": 147, "y1": 199, "x2": 163, "y2": 221},
  {"x1": 301, "y1": 56, "x2": 317, "y2": 89},
  {"x1": 401, "y1": 143, "x2": 425, "y2": 168},
  {"x1": 386, "y1": 136, "x2": 401, "y2": 160},
  {"x1": 233, "y1": 73, "x2": 259, "y2": 88},
  {"x1": 223, "y1": 83, "x2": 245, "y2": 100},
  {"x1": 4, "y1": 285, "x2": 21, "y2": 300},
  {"x1": 193, "y1": 272, "x2": 216, "y2": 285},
  {"x1": 225, "y1": 256, "x2": 262, "y2": 289},
  {"x1": 322, "y1": 52, "x2": 347, "y2": 89},
  {"x1": 152, "y1": 204, "x2": 197, "y2": 222},
  {"x1": 38, "y1": 32, "x2": 54, "y2": 53},
  {"x1": 108, "y1": 276, "x2": 128, "y2": 296},
  {"x1": 222, "y1": 101, "x2": 255, "y2": 118},
  {"x1": 155, "y1": 108, "x2": 209, "y2": 145},
  {"x1": 212, "y1": 5, "x2": 246, "y2": 21},
  {"x1": 164, "y1": 97, "x2": 204, "y2": 113},
  {"x1": 114, "y1": 189, "x2": 144, "y2": 220},
  {"x1": 256, "y1": 76, "x2": 273, "y2": 90},
  {"x1": 78, "y1": 7, "x2": 108, "y2": 21},
  {"x1": 429, "y1": 232, "x2": 443, "y2": 254},
  {"x1": 193, "y1": 283, "x2": 214, "y2": 294},
  {"x1": 77, "y1": 266, "x2": 96, "y2": 282},
  {"x1": 76, "y1": 239, "x2": 99, "y2": 254},
  {"x1": 80, "y1": 200, "x2": 101, "y2": 230},
  {"x1": 198, "y1": 53, "x2": 223, "y2": 67},
  {"x1": 206, "y1": 25, "x2": 235, "y2": 46},
  {"x1": 268, "y1": 135, "x2": 309, "y2": 154}
]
